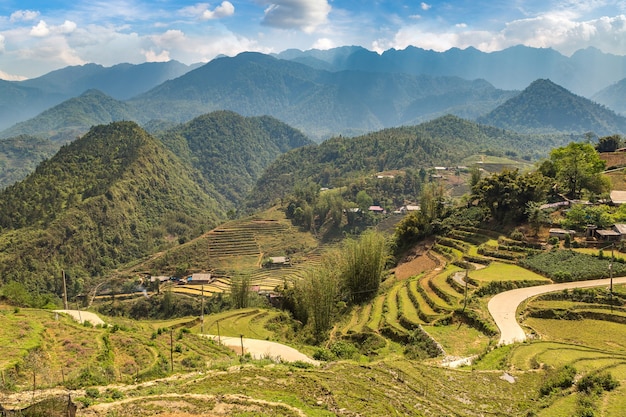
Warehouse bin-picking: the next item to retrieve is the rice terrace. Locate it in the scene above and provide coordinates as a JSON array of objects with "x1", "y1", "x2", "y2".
[{"x1": 2, "y1": 25, "x2": 626, "y2": 416}]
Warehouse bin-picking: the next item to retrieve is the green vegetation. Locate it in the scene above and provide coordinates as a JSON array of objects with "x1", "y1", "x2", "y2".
[{"x1": 521, "y1": 250, "x2": 626, "y2": 282}]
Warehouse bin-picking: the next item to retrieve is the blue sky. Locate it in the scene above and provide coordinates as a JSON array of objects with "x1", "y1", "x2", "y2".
[{"x1": 1, "y1": 0, "x2": 625, "y2": 79}]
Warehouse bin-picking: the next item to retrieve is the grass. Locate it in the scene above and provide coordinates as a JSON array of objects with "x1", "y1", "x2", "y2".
[
  {"x1": 423, "y1": 323, "x2": 491, "y2": 357},
  {"x1": 365, "y1": 294, "x2": 385, "y2": 332},
  {"x1": 524, "y1": 318, "x2": 626, "y2": 351},
  {"x1": 469, "y1": 262, "x2": 551, "y2": 283}
]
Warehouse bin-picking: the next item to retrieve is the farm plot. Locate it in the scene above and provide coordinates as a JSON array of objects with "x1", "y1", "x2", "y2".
[{"x1": 469, "y1": 262, "x2": 551, "y2": 283}]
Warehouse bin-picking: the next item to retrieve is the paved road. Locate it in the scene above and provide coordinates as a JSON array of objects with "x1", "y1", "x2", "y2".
[
  {"x1": 202, "y1": 334, "x2": 320, "y2": 366},
  {"x1": 488, "y1": 277, "x2": 626, "y2": 345},
  {"x1": 53, "y1": 309, "x2": 106, "y2": 326}
]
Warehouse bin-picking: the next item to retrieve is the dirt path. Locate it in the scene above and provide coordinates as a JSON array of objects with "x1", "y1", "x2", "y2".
[
  {"x1": 488, "y1": 277, "x2": 626, "y2": 345},
  {"x1": 53, "y1": 310, "x2": 106, "y2": 326},
  {"x1": 202, "y1": 335, "x2": 320, "y2": 365}
]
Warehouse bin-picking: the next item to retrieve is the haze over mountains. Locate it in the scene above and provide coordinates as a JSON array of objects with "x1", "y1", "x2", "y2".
[{"x1": 1, "y1": 45, "x2": 626, "y2": 141}]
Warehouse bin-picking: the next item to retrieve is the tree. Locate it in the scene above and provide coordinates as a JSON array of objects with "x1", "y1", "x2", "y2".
[
  {"x1": 341, "y1": 230, "x2": 389, "y2": 303},
  {"x1": 526, "y1": 201, "x2": 550, "y2": 236},
  {"x1": 473, "y1": 169, "x2": 550, "y2": 223},
  {"x1": 595, "y1": 134, "x2": 622, "y2": 153},
  {"x1": 230, "y1": 275, "x2": 251, "y2": 309},
  {"x1": 548, "y1": 142, "x2": 607, "y2": 198}
]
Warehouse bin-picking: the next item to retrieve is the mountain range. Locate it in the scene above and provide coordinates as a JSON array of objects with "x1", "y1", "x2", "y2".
[
  {"x1": 276, "y1": 45, "x2": 626, "y2": 98},
  {"x1": 1, "y1": 45, "x2": 625, "y2": 139}
]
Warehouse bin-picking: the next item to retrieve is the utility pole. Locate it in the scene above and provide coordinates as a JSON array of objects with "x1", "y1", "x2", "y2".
[
  {"x1": 62, "y1": 270, "x2": 69, "y2": 310},
  {"x1": 462, "y1": 268, "x2": 469, "y2": 312},
  {"x1": 200, "y1": 285, "x2": 205, "y2": 334},
  {"x1": 240, "y1": 334, "x2": 244, "y2": 359},
  {"x1": 217, "y1": 320, "x2": 221, "y2": 346},
  {"x1": 170, "y1": 328, "x2": 174, "y2": 373}
]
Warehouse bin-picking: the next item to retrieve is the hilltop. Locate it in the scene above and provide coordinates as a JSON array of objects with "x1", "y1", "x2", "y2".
[
  {"x1": 478, "y1": 79, "x2": 626, "y2": 135},
  {"x1": 157, "y1": 111, "x2": 314, "y2": 205},
  {"x1": 0, "y1": 121, "x2": 225, "y2": 296}
]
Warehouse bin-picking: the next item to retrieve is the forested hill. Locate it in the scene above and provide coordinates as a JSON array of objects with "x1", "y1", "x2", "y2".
[
  {"x1": 478, "y1": 79, "x2": 626, "y2": 135},
  {"x1": 131, "y1": 52, "x2": 514, "y2": 140},
  {"x1": 157, "y1": 111, "x2": 314, "y2": 205},
  {"x1": 0, "y1": 121, "x2": 225, "y2": 295},
  {"x1": 247, "y1": 115, "x2": 570, "y2": 208},
  {"x1": 0, "y1": 89, "x2": 137, "y2": 140}
]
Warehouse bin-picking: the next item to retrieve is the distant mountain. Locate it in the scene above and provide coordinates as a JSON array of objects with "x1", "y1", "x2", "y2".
[
  {"x1": 0, "y1": 61, "x2": 194, "y2": 131},
  {"x1": 0, "y1": 135, "x2": 58, "y2": 189},
  {"x1": 131, "y1": 52, "x2": 515, "y2": 140},
  {"x1": 592, "y1": 78, "x2": 626, "y2": 116},
  {"x1": 0, "y1": 80, "x2": 66, "y2": 133},
  {"x1": 277, "y1": 45, "x2": 626, "y2": 97},
  {"x1": 0, "y1": 89, "x2": 139, "y2": 140},
  {"x1": 248, "y1": 115, "x2": 571, "y2": 209},
  {"x1": 0, "y1": 121, "x2": 225, "y2": 292},
  {"x1": 478, "y1": 79, "x2": 626, "y2": 135},
  {"x1": 157, "y1": 110, "x2": 314, "y2": 205},
  {"x1": 19, "y1": 61, "x2": 193, "y2": 100}
]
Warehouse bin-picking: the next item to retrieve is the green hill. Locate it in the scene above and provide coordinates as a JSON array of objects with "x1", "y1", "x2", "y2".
[
  {"x1": 157, "y1": 111, "x2": 314, "y2": 205},
  {"x1": 248, "y1": 115, "x2": 570, "y2": 208},
  {"x1": 0, "y1": 121, "x2": 225, "y2": 298},
  {"x1": 478, "y1": 79, "x2": 626, "y2": 135},
  {"x1": 0, "y1": 89, "x2": 138, "y2": 140}
]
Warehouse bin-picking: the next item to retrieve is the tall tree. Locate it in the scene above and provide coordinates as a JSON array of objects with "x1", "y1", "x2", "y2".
[
  {"x1": 548, "y1": 142, "x2": 607, "y2": 198},
  {"x1": 341, "y1": 231, "x2": 389, "y2": 303}
]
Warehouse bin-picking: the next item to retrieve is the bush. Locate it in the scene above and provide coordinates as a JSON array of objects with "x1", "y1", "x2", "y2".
[
  {"x1": 329, "y1": 340, "x2": 359, "y2": 359},
  {"x1": 85, "y1": 387, "x2": 100, "y2": 398},
  {"x1": 577, "y1": 372, "x2": 619, "y2": 394},
  {"x1": 539, "y1": 365, "x2": 577, "y2": 396},
  {"x1": 312, "y1": 347, "x2": 335, "y2": 361}
]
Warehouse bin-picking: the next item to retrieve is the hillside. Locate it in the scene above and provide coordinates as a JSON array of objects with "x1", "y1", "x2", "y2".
[
  {"x1": 248, "y1": 115, "x2": 570, "y2": 208},
  {"x1": 0, "y1": 89, "x2": 139, "y2": 140},
  {"x1": 157, "y1": 111, "x2": 314, "y2": 205},
  {"x1": 0, "y1": 121, "x2": 225, "y2": 296},
  {"x1": 0, "y1": 135, "x2": 58, "y2": 189},
  {"x1": 0, "y1": 61, "x2": 194, "y2": 131},
  {"x1": 478, "y1": 79, "x2": 626, "y2": 135},
  {"x1": 131, "y1": 52, "x2": 515, "y2": 140},
  {"x1": 593, "y1": 78, "x2": 626, "y2": 115}
]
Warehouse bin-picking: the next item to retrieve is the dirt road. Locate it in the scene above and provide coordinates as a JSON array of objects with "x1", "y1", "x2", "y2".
[
  {"x1": 488, "y1": 276, "x2": 626, "y2": 345},
  {"x1": 53, "y1": 309, "x2": 106, "y2": 326},
  {"x1": 202, "y1": 335, "x2": 320, "y2": 365}
]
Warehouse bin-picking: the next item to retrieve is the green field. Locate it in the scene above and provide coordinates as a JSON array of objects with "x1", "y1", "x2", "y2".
[{"x1": 469, "y1": 261, "x2": 551, "y2": 282}]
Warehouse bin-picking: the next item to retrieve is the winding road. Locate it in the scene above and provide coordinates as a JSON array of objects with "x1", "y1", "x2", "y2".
[
  {"x1": 488, "y1": 276, "x2": 626, "y2": 345},
  {"x1": 202, "y1": 334, "x2": 320, "y2": 365}
]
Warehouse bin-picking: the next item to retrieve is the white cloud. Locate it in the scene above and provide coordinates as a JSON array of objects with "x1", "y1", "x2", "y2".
[
  {"x1": 180, "y1": 2, "x2": 235, "y2": 20},
  {"x1": 0, "y1": 70, "x2": 28, "y2": 81},
  {"x1": 10, "y1": 10, "x2": 40, "y2": 23},
  {"x1": 261, "y1": 0, "x2": 331, "y2": 33},
  {"x1": 144, "y1": 49, "x2": 171, "y2": 62},
  {"x1": 202, "y1": 1, "x2": 235, "y2": 20},
  {"x1": 379, "y1": 10, "x2": 626, "y2": 56},
  {"x1": 0, "y1": 34, "x2": 4, "y2": 53},
  {"x1": 58, "y1": 20, "x2": 78, "y2": 34},
  {"x1": 312, "y1": 37, "x2": 335, "y2": 49},
  {"x1": 30, "y1": 20, "x2": 50, "y2": 37},
  {"x1": 420, "y1": 2, "x2": 431, "y2": 11}
]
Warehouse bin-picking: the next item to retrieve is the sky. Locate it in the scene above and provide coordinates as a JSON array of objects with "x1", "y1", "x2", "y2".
[{"x1": 0, "y1": 0, "x2": 625, "y2": 80}]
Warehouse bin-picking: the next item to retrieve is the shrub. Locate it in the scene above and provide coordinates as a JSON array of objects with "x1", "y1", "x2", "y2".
[
  {"x1": 312, "y1": 348, "x2": 335, "y2": 361},
  {"x1": 85, "y1": 387, "x2": 100, "y2": 398},
  {"x1": 539, "y1": 365, "x2": 577, "y2": 396},
  {"x1": 577, "y1": 372, "x2": 619, "y2": 394},
  {"x1": 329, "y1": 340, "x2": 358, "y2": 359}
]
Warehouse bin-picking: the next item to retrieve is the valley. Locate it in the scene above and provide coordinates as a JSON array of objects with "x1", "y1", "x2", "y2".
[{"x1": 1, "y1": 44, "x2": 626, "y2": 417}]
